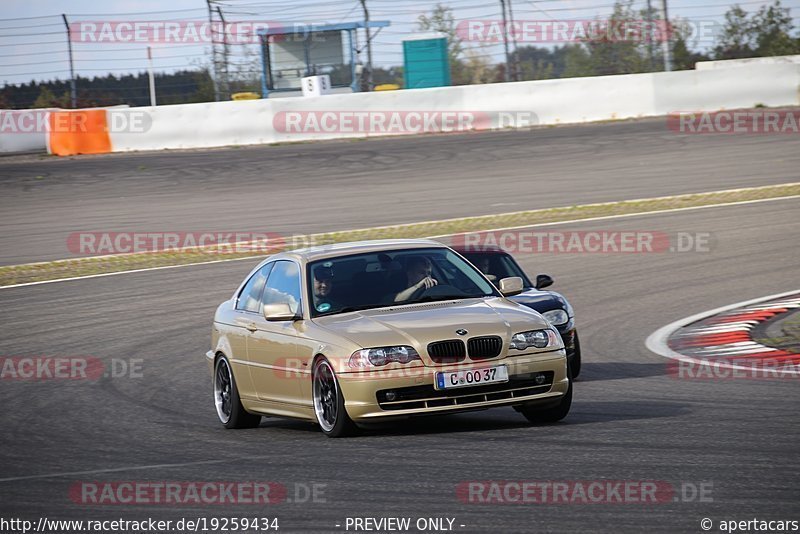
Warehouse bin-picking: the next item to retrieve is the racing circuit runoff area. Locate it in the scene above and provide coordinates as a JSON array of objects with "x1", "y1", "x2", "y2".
[{"x1": 0, "y1": 116, "x2": 798, "y2": 534}]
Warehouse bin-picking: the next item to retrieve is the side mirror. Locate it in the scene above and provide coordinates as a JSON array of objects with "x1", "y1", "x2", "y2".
[
  {"x1": 263, "y1": 303, "x2": 300, "y2": 321},
  {"x1": 535, "y1": 274, "x2": 554, "y2": 290},
  {"x1": 498, "y1": 276, "x2": 524, "y2": 297}
]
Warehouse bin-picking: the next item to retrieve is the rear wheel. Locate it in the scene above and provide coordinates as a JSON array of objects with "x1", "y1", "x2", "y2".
[
  {"x1": 214, "y1": 355, "x2": 261, "y2": 429},
  {"x1": 519, "y1": 373, "x2": 572, "y2": 424},
  {"x1": 312, "y1": 358, "x2": 357, "y2": 438}
]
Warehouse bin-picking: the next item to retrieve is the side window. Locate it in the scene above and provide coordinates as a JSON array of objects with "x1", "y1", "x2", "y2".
[
  {"x1": 236, "y1": 263, "x2": 273, "y2": 312},
  {"x1": 262, "y1": 261, "x2": 303, "y2": 316}
]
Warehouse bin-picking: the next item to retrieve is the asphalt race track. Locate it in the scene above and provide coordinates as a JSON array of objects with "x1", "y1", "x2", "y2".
[
  {"x1": 0, "y1": 120, "x2": 798, "y2": 533},
  {"x1": 0, "y1": 117, "x2": 799, "y2": 265}
]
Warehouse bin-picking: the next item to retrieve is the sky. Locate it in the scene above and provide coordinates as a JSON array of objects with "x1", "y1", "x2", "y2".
[{"x1": 1, "y1": 0, "x2": 797, "y2": 88}]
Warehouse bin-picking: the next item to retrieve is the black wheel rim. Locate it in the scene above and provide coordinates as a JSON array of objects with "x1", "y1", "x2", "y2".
[
  {"x1": 214, "y1": 358, "x2": 232, "y2": 423},
  {"x1": 313, "y1": 361, "x2": 338, "y2": 432}
]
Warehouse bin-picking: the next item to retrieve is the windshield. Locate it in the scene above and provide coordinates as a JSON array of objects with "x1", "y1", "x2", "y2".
[
  {"x1": 460, "y1": 251, "x2": 534, "y2": 288},
  {"x1": 307, "y1": 247, "x2": 499, "y2": 317}
]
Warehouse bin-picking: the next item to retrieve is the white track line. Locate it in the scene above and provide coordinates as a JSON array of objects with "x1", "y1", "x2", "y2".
[
  {"x1": 0, "y1": 256, "x2": 263, "y2": 290},
  {"x1": 645, "y1": 289, "x2": 800, "y2": 375},
  {"x1": 2, "y1": 193, "x2": 798, "y2": 290},
  {"x1": 0, "y1": 458, "x2": 251, "y2": 483},
  {"x1": 427, "y1": 194, "x2": 800, "y2": 240}
]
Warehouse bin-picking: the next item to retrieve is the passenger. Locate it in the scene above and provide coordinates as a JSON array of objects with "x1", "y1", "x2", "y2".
[
  {"x1": 394, "y1": 256, "x2": 438, "y2": 303},
  {"x1": 475, "y1": 256, "x2": 497, "y2": 282}
]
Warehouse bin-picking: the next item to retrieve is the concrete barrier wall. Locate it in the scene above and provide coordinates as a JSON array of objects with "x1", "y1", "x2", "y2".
[
  {"x1": 0, "y1": 109, "x2": 54, "y2": 154},
  {"x1": 0, "y1": 105, "x2": 130, "y2": 155},
  {"x1": 36, "y1": 62, "x2": 800, "y2": 155},
  {"x1": 110, "y1": 99, "x2": 278, "y2": 152},
  {"x1": 653, "y1": 64, "x2": 800, "y2": 111},
  {"x1": 696, "y1": 54, "x2": 800, "y2": 71}
]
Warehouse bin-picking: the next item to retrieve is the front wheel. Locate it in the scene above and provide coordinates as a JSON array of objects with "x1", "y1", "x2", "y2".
[
  {"x1": 214, "y1": 355, "x2": 261, "y2": 429},
  {"x1": 519, "y1": 374, "x2": 572, "y2": 424},
  {"x1": 569, "y1": 332, "x2": 582, "y2": 379},
  {"x1": 312, "y1": 358, "x2": 357, "y2": 438}
]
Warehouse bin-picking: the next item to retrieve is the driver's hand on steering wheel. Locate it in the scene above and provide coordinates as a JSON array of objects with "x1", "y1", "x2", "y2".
[{"x1": 416, "y1": 276, "x2": 438, "y2": 290}]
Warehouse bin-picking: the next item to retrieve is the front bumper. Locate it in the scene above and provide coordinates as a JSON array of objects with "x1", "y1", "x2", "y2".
[
  {"x1": 557, "y1": 324, "x2": 577, "y2": 358},
  {"x1": 337, "y1": 350, "x2": 569, "y2": 421},
  {"x1": 205, "y1": 350, "x2": 215, "y2": 373}
]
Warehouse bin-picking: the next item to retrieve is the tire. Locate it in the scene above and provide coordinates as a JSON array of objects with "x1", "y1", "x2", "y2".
[
  {"x1": 519, "y1": 372, "x2": 572, "y2": 424},
  {"x1": 312, "y1": 358, "x2": 357, "y2": 438},
  {"x1": 214, "y1": 355, "x2": 261, "y2": 429},
  {"x1": 569, "y1": 331, "x2": 582, "y2": 379}
]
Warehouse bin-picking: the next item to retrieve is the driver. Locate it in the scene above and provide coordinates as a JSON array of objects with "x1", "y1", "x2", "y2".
[
  {"x1": 394, "y1": 256, "x2": 438, "y2": 303},
  {"x1": 312, "y1": 265, "x2": 339, "y2": 313}
]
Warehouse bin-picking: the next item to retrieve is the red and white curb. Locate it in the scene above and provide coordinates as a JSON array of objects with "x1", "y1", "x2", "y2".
[{"x1": 646, "y1": 290, "x2": 800, "y2": 376}]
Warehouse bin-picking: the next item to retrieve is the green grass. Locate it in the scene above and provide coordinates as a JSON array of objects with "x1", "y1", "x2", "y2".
[
  {"x1": 1, "y1": 183, "x2": 797, "y2": 287},
  {"x1": 754, "y1": 310, "x2": 800, "y2": 353}
]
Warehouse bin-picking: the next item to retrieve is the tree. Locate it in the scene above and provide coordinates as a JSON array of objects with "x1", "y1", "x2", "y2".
[
  {"x1": 461, "y1": 48, "x2": 495, "y2": 84},
  {"x1": 563, "y1": 0, "x2": 657, "y2": 77},
  {"x1": 417, "y1": 4, "x2": 473, "y2": 84},
  {"x1": 562, "y1": 44, "x2": 594, "y2": 78},
  {"x1": 31, "y1": 86, "x2": 58, "y2": 108},
  {"x1": 713, "y1": 5, "x2": 756, "y2": 59},
  {"x1": 752, "y1": 1, "x2": 800, "y2": 56},
  {"x1": 187, "y1": 70, "x2": 217, "y2": 103},
  {"x1": 672, "y1": 35, "x2": 711, "y2": 70},
  {"x1": 670, "y1": 20, "x2": 711, "y2": 70},
  {"x1": 714, "y1": 1, "x2": 800, "y2": 60},
  {"x1": 516, "y1": 46, "x2": 572, "y2": 80}
]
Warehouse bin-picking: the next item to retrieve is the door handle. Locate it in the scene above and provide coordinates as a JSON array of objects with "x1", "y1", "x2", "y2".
[{"x1": 245, "y1": 322, "x2": 258, "y2": 332}]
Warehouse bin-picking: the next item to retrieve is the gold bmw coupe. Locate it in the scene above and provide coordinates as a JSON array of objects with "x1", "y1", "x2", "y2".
[{"x1": 206, "y1": 239, "x2": 571, "y2": 437}]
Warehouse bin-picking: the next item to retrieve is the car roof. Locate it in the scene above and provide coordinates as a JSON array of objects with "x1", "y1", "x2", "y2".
[
  {"x1": 450, "y1": 245, "x2": 509, "y2": 255},
  {"x1": 270, "y1": 238, "x2": 447, "y2": 263}
]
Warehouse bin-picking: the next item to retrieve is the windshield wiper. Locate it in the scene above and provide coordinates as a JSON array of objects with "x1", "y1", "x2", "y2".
[
  {"x1": 319, "y1": 303, "x2": 389, "y2": 316},
  {"x1": 336, "y1": 305, "x2": 372, "y2": 314},
  {"x1": 412, "y1": 294, "x2": 481, "y2": 304}
]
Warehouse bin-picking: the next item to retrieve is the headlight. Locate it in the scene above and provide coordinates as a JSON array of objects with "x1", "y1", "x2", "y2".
[
  {"x1": 348, "y1": 346, "x2": 421, "y2": 368},
  {"x1": 510, "y1": 329, "x2": 560, "y2": 350},
  {"x1": 542, "y1": 309, "x2": 569, "y2": 326}
]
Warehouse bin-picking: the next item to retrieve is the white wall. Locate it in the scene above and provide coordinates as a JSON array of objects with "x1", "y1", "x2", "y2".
[
  {"x1": 0, "y1": 109, "x2": 53, "y2": 154},
  {"x1": 48, "y1": 62, "x2": 800, "y2": 154},
  {"x1": 653, "y1": 64, "x2": 800, "y2": 111},
  {"x1": 0, "y1": 105, "x2": 131, "y2": 154},
  {"x1": 110, "y1": 99, "x2": 279, "y2": 152},
  {"x1": 696, "y1": 54, "x2": 800, "y2": 71}
]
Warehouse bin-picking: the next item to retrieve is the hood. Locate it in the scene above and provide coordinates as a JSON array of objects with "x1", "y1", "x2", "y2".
[
  {"x1": 312, "y1": 297, "x2": 551, "y2": 365},
  {"x1": 510, "y1": 289, "x2": 567, "y2": 313}
]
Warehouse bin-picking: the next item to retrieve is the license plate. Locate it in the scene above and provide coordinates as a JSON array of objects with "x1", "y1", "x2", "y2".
[{"x1": 435, "y1": 365, "x2": 509, "y2": 390}]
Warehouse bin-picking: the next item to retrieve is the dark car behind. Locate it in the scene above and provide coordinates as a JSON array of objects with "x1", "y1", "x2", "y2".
[{"x1": 454, "y1": 247, "x2": 581, "y2": 378}]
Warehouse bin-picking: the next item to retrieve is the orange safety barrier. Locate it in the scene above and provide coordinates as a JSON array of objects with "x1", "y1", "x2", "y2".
[{"x1": 48, "y1": 109, "x2": 112, "y2": 156}]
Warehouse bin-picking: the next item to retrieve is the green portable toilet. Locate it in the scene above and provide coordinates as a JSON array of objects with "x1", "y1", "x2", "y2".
[{"x1": 403, "y1": 34, "x2": 451, "y2": 89}]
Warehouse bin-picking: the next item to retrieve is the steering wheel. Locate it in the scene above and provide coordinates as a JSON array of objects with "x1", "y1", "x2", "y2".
[{"x1": 418, "y1": 284, "x2": 466, "y2": 298}]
